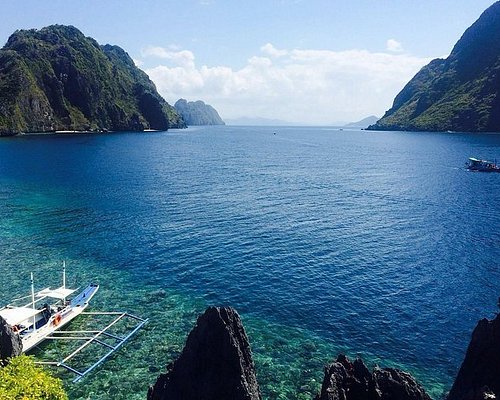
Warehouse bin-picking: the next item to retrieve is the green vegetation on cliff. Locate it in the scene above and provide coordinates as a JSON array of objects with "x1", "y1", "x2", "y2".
[
  {"x1": 0, "y1": 25, "x2": 185, "y2": 135},
  {"x1": 0, "y1": 355, "x2": 67, "y2": 399},
  {"x1": 369, "y1": 1, "x2": 500, "y2": 132},
  {"x1": 174, "y1": 99, "x2": 225, "y2": 126}
]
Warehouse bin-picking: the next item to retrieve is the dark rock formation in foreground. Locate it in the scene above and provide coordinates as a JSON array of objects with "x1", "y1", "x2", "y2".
[
  {"x1": 0, "y1": 25, "x2": 185, "y2": 135},
  {"x1": 0, "y1": 316, "x2": 22, "y2": 364},
  {"x1": 148, "y1": 305, "x2": 500, "y2": 400},
  {"x1": 314, "y1": 354, "x2": 431, "y2": 400},
  {"x1": 369, "y1": 1, "x2": 500, "y2": 132},
  {"x1": 147, "y1": 306, "x2": 261, "y2": 400},
  {"x1": 447, "y1": 312, "x2": 500, "y2": 400},
  {"x1": 174, "y1": 99, "x2": 225, "y2": 126}
]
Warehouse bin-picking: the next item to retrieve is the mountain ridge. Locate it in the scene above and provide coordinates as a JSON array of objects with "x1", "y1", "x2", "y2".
[
  {"x1": 345, "y1": 115, "x2": 379, "y2": 128},
  {"x1": 0, "y1": 25, "x2": 185, "y2": 136},
  {"x1": 368, "y1": 1, "x2": 500, "y2": 132}
]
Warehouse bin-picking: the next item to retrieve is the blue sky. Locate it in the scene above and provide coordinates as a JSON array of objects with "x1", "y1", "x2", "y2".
[{"x1": 1, "y1": 1, "x2": 496, "y2": 124}]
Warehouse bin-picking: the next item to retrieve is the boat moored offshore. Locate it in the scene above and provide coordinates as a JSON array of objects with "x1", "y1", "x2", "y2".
[{"x1": 466, "y1": 157, "x2": 500, "y2": 172}]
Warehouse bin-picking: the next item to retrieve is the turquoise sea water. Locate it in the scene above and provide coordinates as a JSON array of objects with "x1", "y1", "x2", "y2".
[{"x1": 0, "y1": 126, "x2": 499, "y2": 399}]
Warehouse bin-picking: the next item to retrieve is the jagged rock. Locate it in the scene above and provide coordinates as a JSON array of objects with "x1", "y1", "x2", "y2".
[
  {"x1": 148, "y1": 306, "x2": 261, "y2": 400},
  {"x1": 314, "y1": 354, "x2": 431, "y2": 400},
  {"x1": 0, "y1": 316, "x2": 22, "y2": 364},
  {"x1": 373, "y1": 368, "x2": 432, "y2": 400},
  {"x1": 447, "y1": 313, "x2": 500, "y2": 400}
]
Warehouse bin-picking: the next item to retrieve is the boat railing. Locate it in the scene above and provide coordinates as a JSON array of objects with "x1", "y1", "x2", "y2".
[{"x1": 34, "y1": 311, "x2": 148, "y2": 382}]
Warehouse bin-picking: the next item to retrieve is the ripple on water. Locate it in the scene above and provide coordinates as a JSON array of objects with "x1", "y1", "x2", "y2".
[{"x1": 0, "y1": 127, "x2": 499, "y2": 399}]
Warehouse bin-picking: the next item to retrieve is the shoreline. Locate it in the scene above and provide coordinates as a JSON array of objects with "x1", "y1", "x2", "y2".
[{"x1": 1, "y1": 129, "x2": 168, "y2": 137}]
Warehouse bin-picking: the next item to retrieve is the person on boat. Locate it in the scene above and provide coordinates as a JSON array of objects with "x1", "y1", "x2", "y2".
[{"x1": 41, "y1": 303, "x2": 53, "y2": 321}]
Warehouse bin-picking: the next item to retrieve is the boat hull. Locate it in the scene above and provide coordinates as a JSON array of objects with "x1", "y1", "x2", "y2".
[
  {"x1": 467, "y1": 167, "x2": 500, "y2": 172},
  {"x1": 22, "y1": 284, "x2": 99, "y2": 352}
]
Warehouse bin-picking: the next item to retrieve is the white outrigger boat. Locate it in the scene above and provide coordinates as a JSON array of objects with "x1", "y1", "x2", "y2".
[
  {"x1": 0, "y1": 263, "x2": 148, "y2": 382},
  {"x1": 0, "y1": 265, "x2": 98, "y2": 352}
]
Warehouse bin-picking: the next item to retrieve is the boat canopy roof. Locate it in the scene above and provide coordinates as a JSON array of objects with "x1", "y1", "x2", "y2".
[
  {"x1": 37, "y1": 287, "x2": 76, "y2": 300},
  {"x1": 0, "y1": 306, "x2": 41, "y2": 326},
  {"x1": 469, "y1": 157, "x2": 493, "y2": 163}
]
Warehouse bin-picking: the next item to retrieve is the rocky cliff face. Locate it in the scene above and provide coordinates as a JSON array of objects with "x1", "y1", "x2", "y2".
[
  {"x1": 174, "y1": 99, "x2": 225, "y2": 126},
  {"x1": 447, "y1": 313, "x2": 500, "y2": 400},
  {"x1": 314, "y1": 354, "x2": 431, "y2": 400},
  {"x1": 0, "y1": 316, "x2": 22, "y2": 364},
  {"x1": 147, "y1": 306, "x2": 261, "y2": 400},
  {"x1": 0, "y1": 25, "x2": 185, "y2": 135},
  {"x1": 369, "y1": 1, "x2": 500, "y2": 132}
]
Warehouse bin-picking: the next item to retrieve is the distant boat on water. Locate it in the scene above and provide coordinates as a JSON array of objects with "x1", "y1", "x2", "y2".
[{"x1": 466, "y1": 157, "x2": 500, "y2": 172}]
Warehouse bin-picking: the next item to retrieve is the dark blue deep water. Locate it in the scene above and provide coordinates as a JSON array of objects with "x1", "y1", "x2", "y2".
[{"x1": 0, "y1": 126, "x2": 499, "y2": 399}]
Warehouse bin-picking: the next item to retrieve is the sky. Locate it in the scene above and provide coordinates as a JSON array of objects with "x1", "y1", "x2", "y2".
[{"x1": 1, "y1": 0, "x2": 496, "y2": 124}]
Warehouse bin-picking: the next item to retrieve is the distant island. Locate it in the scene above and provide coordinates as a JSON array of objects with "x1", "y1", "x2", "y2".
[
  {"x1": 369, "y1": 1, "x2": 500, "y2": 132},
  {"x1": 225, "y1": 117, "x2": 296, "y2": 126},
  {"x1": 174, "y1": 99, "x2": 225, "y2": 126},
  {"x1": 0, "y1": 25, "x2": 185, "y2": 136},
  {"x1": 344, "y1": 115, "x2": 379, "y2": 128}
]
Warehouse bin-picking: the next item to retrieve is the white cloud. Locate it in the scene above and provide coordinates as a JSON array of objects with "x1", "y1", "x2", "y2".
[
  {"x1": 133, "y1": 58, "x2": 144, "y2": 67},
  {"x1": 141, "y1": 46, "x2": 196, "y2": 68},
  {"x1": 386, "y1": 39, "x2": 403, "y2": 53},
  {"x1": 144, "y1": 43, "x2": 431, "y2": 124},
  {"x1": 260, "y1": 43, "x2": 288, "y2": 58}
]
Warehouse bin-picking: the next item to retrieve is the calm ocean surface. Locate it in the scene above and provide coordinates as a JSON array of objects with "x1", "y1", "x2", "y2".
[{"x1": 0, "y1": 126, "x2": 499, "y2": 399}]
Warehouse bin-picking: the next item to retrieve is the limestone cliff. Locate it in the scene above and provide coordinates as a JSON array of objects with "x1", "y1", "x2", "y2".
[
  {"x1": 174, "y1": 99, "x2": 225, "y2": 126},
  {"x1": 369, "y1": 1, "x2": 500, "y2": 132},
  {"x1": 0, "y1": 25, "x2": 186, "y2": 135}
]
